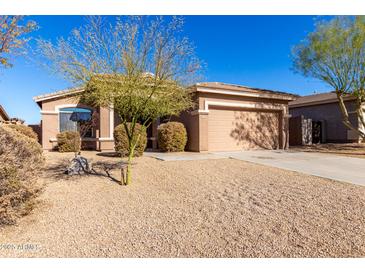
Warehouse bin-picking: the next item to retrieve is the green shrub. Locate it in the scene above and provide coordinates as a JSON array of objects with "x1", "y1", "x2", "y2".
[
  {"x1": 57, "y1": 131, "x2": 81, "y2": 153},
  {"x1": 6, "y1": 124, "x2": 38, "y2": 141},
  {"x1": 158, "y1": 122, "x2": 187, "y2": 152},
  {"x1": 0, "y1": 126, "x2": 44, "y2": 225},
  {"x1": 114, "y1": 123, "x2": 147, "y2": 157}
]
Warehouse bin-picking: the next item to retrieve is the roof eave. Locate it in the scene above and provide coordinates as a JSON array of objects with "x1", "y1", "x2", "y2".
[
  {"x1": 33, "y1": 88, "x2": 85, "y2": 105},
  {"x1": 195, "y1": 85, "x2": 297, "y2": 101},
  {"x1": 289, "y1": 95, "x2": 355, "y2": 108}
]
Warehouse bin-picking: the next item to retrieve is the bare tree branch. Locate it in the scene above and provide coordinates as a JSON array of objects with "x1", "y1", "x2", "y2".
[{"x1": 36, "y1": 16, "x2": 203, "y2": 184}]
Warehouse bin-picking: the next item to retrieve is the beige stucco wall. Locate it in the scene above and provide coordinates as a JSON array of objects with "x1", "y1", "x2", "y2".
[
  {"x1": 178, "y1": 91, "x2": 290, "y2": 152},
  {"x1": 39, "y1": 95, "x2": 114, "y2": 151},
  {"x1": 41, "y1": 112, "x2": 58, "y2": 150},
  {"x1": 41, "y1": 96, "x2": 81, "y2": 111},
  {"x1": 98, "y1": 106, "x2": 115, "y2": 151},
  {"x1": 41, "y1": 96, "x2": 78, "y2": 150},
  {"x1": 172, "y1": 111, "x2": 200, "y2": 151},
  {"x1": 38, "y1": 88, "x2": 292, "y2": 153},
  {"x1": 207, "y1": 108, "x2": 280, "y2": 151}
]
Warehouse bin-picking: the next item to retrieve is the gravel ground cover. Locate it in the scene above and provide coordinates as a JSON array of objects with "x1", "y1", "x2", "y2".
[
  {"x1": 291, "y1": 143, "x2": 365, "y2": 159},
  {"x1": 0, "y1": 151, "x2": 364, "y2": 257}
]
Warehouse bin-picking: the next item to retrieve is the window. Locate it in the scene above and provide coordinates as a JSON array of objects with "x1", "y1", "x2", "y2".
[{"x1": 59, "y1": 107, "x2": 93, "y2": 137}]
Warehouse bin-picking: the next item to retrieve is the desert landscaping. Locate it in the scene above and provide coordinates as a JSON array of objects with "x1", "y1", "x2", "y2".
[
  {"x1": 0, "y1": 151, "x2": 364, "y2": 258},
  {"x1": 1, "y1": 15, "x2": 365, "y2": 262},
  {"x1": 291, "y1": 143, "x2": 365, "y2": 159}
]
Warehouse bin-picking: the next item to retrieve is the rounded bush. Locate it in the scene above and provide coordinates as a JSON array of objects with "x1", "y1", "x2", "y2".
[
  {"x1": 0, "y1": 126, "x2": 44, "y2": 225},
  {"x1": 158, "y1": 122, "x2": 187, "y2": 152},
  {"x1": 57, "y1": 131, "x2": 81, "y2": 153},
  {"x1": 6, "y1": 124, "x2": 38, "y2": 141},
  {"x1": 114, "y1": 123, "x2": 147, "y2": 157}
]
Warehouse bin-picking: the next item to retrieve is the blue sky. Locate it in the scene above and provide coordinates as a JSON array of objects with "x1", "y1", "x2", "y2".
[{"x1": 0, "y1": 16, "x2": 332, "y2": 124}]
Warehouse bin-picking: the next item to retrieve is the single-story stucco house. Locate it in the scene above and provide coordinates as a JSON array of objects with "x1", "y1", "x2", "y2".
[
  {"x1": 289, "y1": 92, "x2": 364, "y2": 144},
  {"x1": 0, "y1": 104, "x2": 10, "y2": 123},
  {"x1": 33, "y1": 82, "x2": 296, "y2": 152}
]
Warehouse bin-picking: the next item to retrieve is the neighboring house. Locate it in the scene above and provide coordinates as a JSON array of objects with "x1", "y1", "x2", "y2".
[
  {"x1": 289, "y1": 92, "x2": 364, "y2": 144},
  {"x1": 0, "y1": 104, "x2": 10, "y2": 123},
  {"x1": 0, "y1": 104, "x2": 26, "y2": 125},
  {"x1": 33, "y1": 82, "x2": 296, "y2": 152}
]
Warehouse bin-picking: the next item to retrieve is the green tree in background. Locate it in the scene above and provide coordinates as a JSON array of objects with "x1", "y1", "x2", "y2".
[{"x1": 292, "y1": 16, "x2": 365, "y2": 139}]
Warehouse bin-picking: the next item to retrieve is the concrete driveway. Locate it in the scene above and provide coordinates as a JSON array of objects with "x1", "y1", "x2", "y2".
[{"x1": 213, "y1": 150, "x2": 365, "y2": 186}]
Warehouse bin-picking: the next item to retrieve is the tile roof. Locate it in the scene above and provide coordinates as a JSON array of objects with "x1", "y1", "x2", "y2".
[
  {"x1": 195, "y1": 82, "x2": 298, "y2": 98},
  {"x1": 33, "y1": 87, "x2": 84, "y2": 103},
  {"x1": 33, "y1": 81, "x2": 298, "y2": 107},
  {"x1": 289, "y1": 91, "x2": 355, "y2": 108}
]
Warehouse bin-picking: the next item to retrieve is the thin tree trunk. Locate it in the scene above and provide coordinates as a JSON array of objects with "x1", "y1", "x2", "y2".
[
  {"x1": 125, "y1": 144, "x2": 135, "y2": 185},
  {"x1": 355, "y1": 97, "x2": 365, "y2": 139},
  {"x1": 121, "y1": 122, "x2": 142, "y2": 185},
  {"x1": 336, "y1": 92, "x2": 365, "y2": 138}
]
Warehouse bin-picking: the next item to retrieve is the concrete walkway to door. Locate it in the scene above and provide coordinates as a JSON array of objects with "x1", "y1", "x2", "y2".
[{"x1": 212, "y1": 150, "x2": 365, "y2": 186}]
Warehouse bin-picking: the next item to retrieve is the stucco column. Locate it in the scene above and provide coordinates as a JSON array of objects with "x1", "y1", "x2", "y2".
[
  {"x1": 95, "y1": 109, "x2": 100, "y2": 151},
  {"x1": 281, "y1": 106, "x2": 290, "y2": 149},
  {"x1": 99, "y1": 107, "x2": 110, "y2": 138},
  {"x1": 198, "y1": 112, "x2": 209, "y2": 152},
  {"x1": 41, "y1": 112, "x2": 59, "y2": 150},
  {"x1": 98, "y1": 106, "x2": 114, "y2": 151}
]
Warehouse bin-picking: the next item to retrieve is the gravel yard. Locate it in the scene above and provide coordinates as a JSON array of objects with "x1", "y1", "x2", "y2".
[
  {"x1": 0, "y1": 151, "x2": 364, "y2": 257},
  {"x1": 291, "y1": 143, "x2": 365, "y2": 159}
]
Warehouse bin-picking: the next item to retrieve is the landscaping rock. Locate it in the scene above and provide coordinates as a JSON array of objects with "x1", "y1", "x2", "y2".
[{"x1": 66, "y1": 155, "x2": 90, "y2": 175}]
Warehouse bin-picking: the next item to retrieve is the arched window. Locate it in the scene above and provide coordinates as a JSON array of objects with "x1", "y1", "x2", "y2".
[{"x1": 59, "y1": 107, "x2": 93, "y2": 137}]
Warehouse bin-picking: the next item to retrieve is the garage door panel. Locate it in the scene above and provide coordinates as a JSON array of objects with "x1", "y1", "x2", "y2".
[{"x1": 208, "y1": 108, "x2": 280, "y2": 151}]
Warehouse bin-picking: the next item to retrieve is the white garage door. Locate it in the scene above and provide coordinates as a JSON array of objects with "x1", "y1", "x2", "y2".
[{"x1": 208, "y1": 107, "x2": 280, "y2": 151}]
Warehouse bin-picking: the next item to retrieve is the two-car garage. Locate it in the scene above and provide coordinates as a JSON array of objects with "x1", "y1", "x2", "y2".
[
  {"x1": 182, "y1": 82, "x2": 296, "y2": 152},
  {"x1": 207, "y1": 107, "x2": 281, "y2": 152}
]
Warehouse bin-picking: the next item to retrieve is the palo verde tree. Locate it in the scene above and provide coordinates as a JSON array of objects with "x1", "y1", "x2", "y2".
[
  {"x1": 36, "y1": 16, "x2": 202, "y2": 184},
  {"x1": 0, "y1": 16, "x2": 37, "y2": 68},
  {"x1": 292, "y1": 16, "x2": 365, "y2": 139}
]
